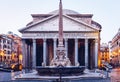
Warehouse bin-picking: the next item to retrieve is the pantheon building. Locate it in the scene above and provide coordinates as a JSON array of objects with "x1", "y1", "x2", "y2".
[{"x1": 19, "y1": 9, "x2": 102, "y2": 69}]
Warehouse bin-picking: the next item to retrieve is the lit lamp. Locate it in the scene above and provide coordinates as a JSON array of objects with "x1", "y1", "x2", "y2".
[
  {"x1": 118, "y1": 49, "x2": 120, "y2": 64},
  {"x1": 19, "y1": 54, "x2": 22, "y2": 64},
  {"x1": 1, "y1": 50, "x2": 4, "y2": 56},
  {"x1": 1, "y1": 50, "x2": 4, "y2": 62},
  {"x1": 18, "y1": 54, "x2": 23, "y2": 70},
  {"x1": 98, "y1": 52, "x2": 102, "y2": 68}
]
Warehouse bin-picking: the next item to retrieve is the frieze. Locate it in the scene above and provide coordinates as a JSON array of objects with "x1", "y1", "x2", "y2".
[{"x1": 22, "y1": 33, "x2": 98, "y2": 39}]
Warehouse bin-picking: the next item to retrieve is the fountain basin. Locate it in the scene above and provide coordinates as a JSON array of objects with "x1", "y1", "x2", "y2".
[{"x1": 36, "y1": 66, "x2": 85, "y2": 76}]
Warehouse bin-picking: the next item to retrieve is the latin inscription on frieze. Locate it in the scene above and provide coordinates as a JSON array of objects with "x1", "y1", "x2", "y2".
[{"x1": 22, "y1": 33, "x2": 98, "y2": 39}]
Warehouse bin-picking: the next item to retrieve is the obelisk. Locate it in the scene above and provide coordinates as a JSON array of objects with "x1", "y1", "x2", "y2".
[
  {"x1": 58, "y1": 0, "x2": 64, "y2": 47},
  {"x1": 50, "y1": 0, "x2": 71, "y2": 67}
]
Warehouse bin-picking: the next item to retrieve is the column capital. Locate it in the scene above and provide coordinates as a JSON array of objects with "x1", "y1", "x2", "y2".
[
  {"x1": 65, "y1": 38, "x2": 68, "y2": 41},
  {"x1": 85, "y1": 38, "x2": 88, "y2": 40},
  {"x1": 75, "y1": 38, "x2": 78, "y2": 42},
  {"x1": 33, "y1": 39, "x2": 36, "y2": 43},
  {"x1": 43, "y1": 38, "x2": 46, "y2": 42},
  {"x1": 94, "y1": 39, "x2": 98, "y2": 43},
  {"x1": 85, "y1": 38, "x2": 88, "y2": 43},
  {"x1": 53, "y1": 38, "x2": 57, "y2": 41}
]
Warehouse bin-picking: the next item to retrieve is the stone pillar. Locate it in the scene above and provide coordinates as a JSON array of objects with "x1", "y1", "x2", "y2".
[
  {"x1": 75, "y1": 38, "x2": 78, "y2": 66},
  {"x1": 28, "y1": 45, "x2": 31, "y2": 69},
  {"x1": 32, "y1": 39, "x2": 36, "y2": 68},
  {"x1": 85, "y1": 39, "x2": 88, "y2": 68},
  {"x1": 65, "y1": 38, "x2": 68, "y2": 57},
  {"x1": 22, "y1": 39, "x2": 26, "y2": 68},
  {"x1": 43, "y1": 39, "x2": 47, "y2": 66},
  {"x1": 95, "y1": 39, "x2": 98, "y2": 68},
  {"x1": 53, "y1": 38, "x2": 57, "y2": 59}
]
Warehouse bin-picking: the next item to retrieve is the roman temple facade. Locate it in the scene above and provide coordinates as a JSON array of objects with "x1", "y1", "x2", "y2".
[{"x1": 19, "y1": 9, "x2": 102, "y2": 69}]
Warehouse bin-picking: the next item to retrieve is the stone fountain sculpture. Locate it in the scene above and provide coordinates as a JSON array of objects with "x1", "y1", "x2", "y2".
[
  {"x1": 50, "y1": 0, "x2": 71, "y2": 67},
  {"x1": 50, "y1": 47, "x2": 71, "y2": 67}
]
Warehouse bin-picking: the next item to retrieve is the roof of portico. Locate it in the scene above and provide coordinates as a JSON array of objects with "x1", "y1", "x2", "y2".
[{"x1": 19, "y1": 9, "x2": 102, "y2": 33}]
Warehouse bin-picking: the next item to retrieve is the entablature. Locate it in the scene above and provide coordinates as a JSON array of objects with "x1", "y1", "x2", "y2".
[{"x1": 22, "y1": 32, "x2": 99, "y2": 39}]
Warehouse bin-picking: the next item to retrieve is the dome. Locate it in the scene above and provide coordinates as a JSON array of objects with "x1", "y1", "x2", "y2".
[{"x1": 49, "y1": 9, "x2": 79, "y2": 14}]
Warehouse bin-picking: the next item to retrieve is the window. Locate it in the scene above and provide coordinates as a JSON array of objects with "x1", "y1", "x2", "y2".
[
  {"x1": 8, "y1": 51, "x2": 11, "y2": 54},
  {"x1": 3, "y1": 45, "x2": 7, "y2": 49}
]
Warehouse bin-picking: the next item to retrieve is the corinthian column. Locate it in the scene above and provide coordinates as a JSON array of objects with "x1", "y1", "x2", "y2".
[
  {"x1": 32, "y1": 39, "x2": 36, "y2": 68},
  {"x1": 95, "y1": 39, "x2": 98, "y2": 68},
  {"x1": 22, "y1": 39, "x2": 26, "y2": 68},
  {"x1": 65, "y1": 38, "x2": 68, "y2": 57},
  {"x1": 85, "y1": 39, "x2": 88, "y2": 68},
  {"x1": 43, "y1": 39, "x2": 47, "y2": 66},
  {"x1": 53, "y1": 38, "x2": 57, "y2": 59},
  {"x1": 75, "y1": 38, "x2": 78, "y2": 66}
]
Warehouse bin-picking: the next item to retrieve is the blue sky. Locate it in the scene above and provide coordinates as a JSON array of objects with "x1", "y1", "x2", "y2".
[{"x1": 0, "y1": 0, "x2": 120, "y2": 43}]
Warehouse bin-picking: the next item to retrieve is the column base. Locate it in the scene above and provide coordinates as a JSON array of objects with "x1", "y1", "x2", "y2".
[
  {"x1": 75, "y1": 62, "x2": 79, "y2": 66},
  {"x1": 42, "y1": 62, "x2": 46, "y2": 67},
  {"x1": 84, "y1": 68, "x2": 90, "y2": 73}
]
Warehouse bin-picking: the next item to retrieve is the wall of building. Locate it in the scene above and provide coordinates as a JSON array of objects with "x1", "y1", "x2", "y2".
[
  {"x1": 0, "y1": 32, "x2": 22, "y2": 68},
  {"x1": 110, "y1": 28, "x2": 120, "y2": 67}
]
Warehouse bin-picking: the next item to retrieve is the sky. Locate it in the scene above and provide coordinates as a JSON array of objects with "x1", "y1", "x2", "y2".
[{"x1": 0, "y1": 0, "x2": 120, "y2": 43}]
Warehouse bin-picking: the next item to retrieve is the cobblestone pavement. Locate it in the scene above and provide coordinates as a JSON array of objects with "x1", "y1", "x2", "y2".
[
  {"x1": 0, "y1": 71, "x2": 11, "y2": 82},
  {"x1": 0, "y1": 70, "x2": 111, "y2": 82},
  {"x1": 10, "y1": 78, "x2": 110, "y2": 82}
]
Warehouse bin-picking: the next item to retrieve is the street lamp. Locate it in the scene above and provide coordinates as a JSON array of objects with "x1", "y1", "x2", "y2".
[
  {"x1": 19, "y1": 54, "x2": 22, "y2": 64},
  {"x1": 1, "y1": 50, "x2": 4, "y2": 62}
]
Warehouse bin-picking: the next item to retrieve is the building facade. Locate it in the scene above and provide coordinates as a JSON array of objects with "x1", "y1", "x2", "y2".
[
  {"x1": 19, "y1": 9, "x2": 102, "y2": 69},
  {"x1": 110, "y1": 28, "x2": 120, "y2": 66},
  {"x1": 99, "y1": 43, "x2": 109, "y2": 68},
  {"x1": 0, "y1": 32, "x2": 22, "y2": 67}
]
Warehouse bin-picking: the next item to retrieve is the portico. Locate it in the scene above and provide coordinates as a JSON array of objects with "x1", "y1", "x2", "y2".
[
  {"x1": 19, "y1": 9, "x2": 101, "y2": 69},
  {"x1": 21, "y1": 32, "x2": 99, "y2": 69}
]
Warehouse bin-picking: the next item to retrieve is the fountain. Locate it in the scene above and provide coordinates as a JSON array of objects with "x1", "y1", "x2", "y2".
[{"x1": 36, "y1": 0, "x2": 85, "y2": 78}]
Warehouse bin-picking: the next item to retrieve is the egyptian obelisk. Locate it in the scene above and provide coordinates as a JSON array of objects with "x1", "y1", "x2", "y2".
[{"x1": 50, "y1": 0, "x2": 71, "y2": 67}]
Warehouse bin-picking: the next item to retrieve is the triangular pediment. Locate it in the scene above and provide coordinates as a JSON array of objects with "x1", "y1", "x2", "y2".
[{"x1": 20, "y1": 15, "x2": 99, "y2": 32}]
